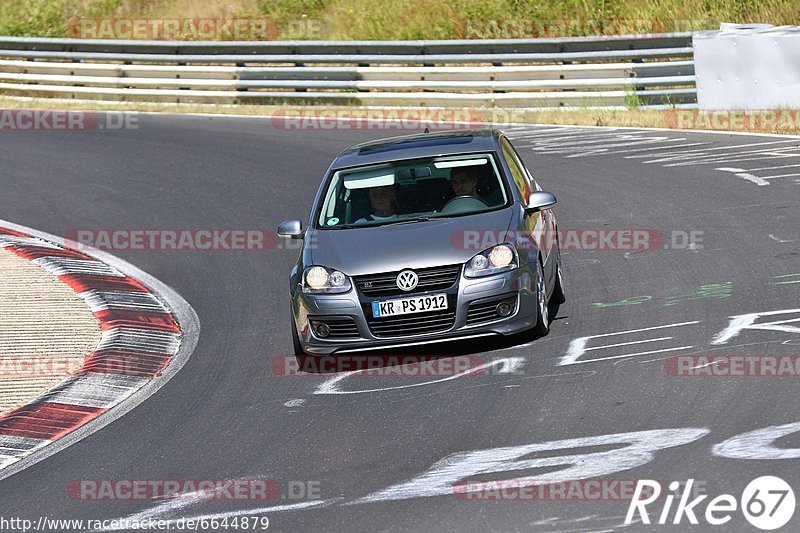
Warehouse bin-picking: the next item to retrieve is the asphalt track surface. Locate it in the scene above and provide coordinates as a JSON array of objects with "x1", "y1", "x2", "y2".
[{"x1": 1, "y1": 114, "x2": 799, "y2": 532}]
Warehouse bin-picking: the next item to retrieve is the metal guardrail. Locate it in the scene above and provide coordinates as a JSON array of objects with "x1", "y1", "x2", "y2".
[{"x1": 0, "y1": 34, "x2": 697, "y2": 108}]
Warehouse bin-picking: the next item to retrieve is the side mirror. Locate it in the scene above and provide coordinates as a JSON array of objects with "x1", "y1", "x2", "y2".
[
  {"x1": 277, "y1": 219, "x2": 304, "y2": 239},
  {"x1": 525, "y1": 191, "x2": 557, "y2": 212}
]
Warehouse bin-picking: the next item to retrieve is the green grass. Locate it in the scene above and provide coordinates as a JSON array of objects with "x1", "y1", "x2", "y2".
[{"x1": 0, "y1": 0, "x2": 798, "y2": 40}]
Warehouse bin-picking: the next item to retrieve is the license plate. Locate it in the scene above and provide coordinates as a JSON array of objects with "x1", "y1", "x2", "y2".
[{"x1": 372, "y1": 293, "x2": 448, "y2": 318}]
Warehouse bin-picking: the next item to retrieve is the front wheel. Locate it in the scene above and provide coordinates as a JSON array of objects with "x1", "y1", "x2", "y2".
[{"x1": 530, "y1": 260, "x2": 550, "y2": 337}]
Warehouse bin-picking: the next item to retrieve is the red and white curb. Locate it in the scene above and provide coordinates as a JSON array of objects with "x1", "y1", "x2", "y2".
[{"x1": 0, "y1": 220, "x2": 199, "y2": 480}]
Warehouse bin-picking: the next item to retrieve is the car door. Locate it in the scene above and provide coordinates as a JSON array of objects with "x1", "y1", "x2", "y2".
[{"x1": 499, "y1": 136, "x2": 556, "y2": 280}]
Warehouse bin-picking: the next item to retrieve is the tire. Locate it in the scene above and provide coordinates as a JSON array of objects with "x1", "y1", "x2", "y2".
[
  {"x1": 291, "y1": 313, "x2": 306, "y2": 356},
  {"x1": 530, "y1": 259, "x2": 550, "y2": 337}
]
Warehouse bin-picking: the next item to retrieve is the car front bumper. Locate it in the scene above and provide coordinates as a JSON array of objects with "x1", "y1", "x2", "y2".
[{"x1": 292, "y1": 267, "x2": 537, "y2": 355}]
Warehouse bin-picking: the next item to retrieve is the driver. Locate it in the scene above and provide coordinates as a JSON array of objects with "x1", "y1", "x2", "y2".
[
  {"x1": 450, "y1": 166, "x2": 480, "y2": 197},
  {"x1": 449, "y1": 166, "x2": 503, "y2": 206}
]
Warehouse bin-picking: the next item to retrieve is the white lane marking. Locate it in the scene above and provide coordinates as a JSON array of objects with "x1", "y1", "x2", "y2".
[
  {"x1": 530, "y1": 514, "x2": 639, "y2": 532},
  {"x1": 712, "y1": 309, "x2": 800, "y2": 345},
  {"x1": 630, "y1": 139, "x2": 799, "y2": 162},
  {"x1": 174, "y1": 499, "x2": 335, "y2": 522},
  {"x1": 32, "y1": 257, "x2": 125, "y2": 277},
  {"x1": 664, "y1": 152, "x2": 800, "y2": 169},
  {"x1": 39, "y1": 372, "x2": 148, "y2": 408},
  {"x1": 668, "y1": 152, "x2": 800, "y2": 168},
  {"x1": 662, "y1": 146, "x2": 800, "y2": 167},
  {"x1": 81, "y1": 289, "x2": 169, "y2": 312},
  {"x1": 552, "y1": 138, "x2": 683, "y2": 155},
  {"x1": 528, "y1": 133, "x2": 666, "y2": 148},
  {"x1": 559, "y1": 321, "x2": 699, "y2": 366},
  {"x1": 713, "y1": 422, "x2": 800, "y2": 460},
  {"x1": 690, "y1": 359, "x2": 719, "y2": 370},
  {"x1": 581, "y1": 337, "x2": 672, "y2": 353},
  {"x1": 522, "y1": 135, "x2": 677, "y2": 154},
  {"x1": 283, "y1": 399, "x2": 305, "y2": 407},
  {"x1": 769, "y1": 234, "x2": 799, "y2": 243},
  {"x1": 761, "y1": 172, "x2": 800, "y2": 179},
  {"x1": 505, "y1": 128, "x2": 590, "y2": 139},
  {"x1": 750, "y1": 163, "x2": 800, "y2": 171},
  {"x1": 517, "y1": 133, "x2": 656, "y2": 149},
  {"x1": 96, "y1": 486, "x2": 216, "y2": 531},
  {"x1": 511, "y1": 126, "x2": 800, "y2": 187},
  {"x1": 313, "y1": 356, "x2": 525, "y2": 395},
  {"x1": 562, "y1": 138, "x2": 697, "y2": 157},
  {"x1": 0, "y1": 235, "x2": 60, "y2": 248},
  {"x1": 586, "y1": 141, "x2": 713, "y2": 157},
  {"x1": 512, "y1": 129, "x2": 637, "y2": 141},
  {"x1": 567, "y1": 346, "x2": 694, "y2": 366},
  {"x1": 352, "y1": 428, "x2": 709, "y2": 503},
  {"x1": 96, "y1": 328, "x2": 181, "y2": 354},
  {"x1": 0, "y1": 435, "x2": 51, "y2": 467},
  {"x1": 715, "y1": 167, "x2": 769, "y2": 186}
]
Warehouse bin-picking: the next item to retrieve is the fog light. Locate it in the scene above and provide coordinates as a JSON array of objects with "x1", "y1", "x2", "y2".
[
  {"x1": 315, "y1": 323, "x2": 331, "y2": 338},
  {"x1": 496, "y1": 302, "x2": 513, "y2": 317}
]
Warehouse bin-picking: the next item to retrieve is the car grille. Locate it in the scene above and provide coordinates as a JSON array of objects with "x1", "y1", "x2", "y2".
[
  {"x1": 365, "y1": 295, "x2": 457, "y2": 338},
  {"x1": 308, "y1": 316, "x2": 360, "y2": 339},
  {"x1": 367, "y1": 310, "x2": 457, "y2": 338},
  {"x1": 466, "y1": 294, "x2": 517, "y2": 325},
  {"x1": 355, "y1": 264, "x2": 462, "y2": 297}
]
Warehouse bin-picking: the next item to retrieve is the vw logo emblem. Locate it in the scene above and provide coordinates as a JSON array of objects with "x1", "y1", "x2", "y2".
[{"x1": 396, "y1": 270, "x2": 418, "y2": 291}]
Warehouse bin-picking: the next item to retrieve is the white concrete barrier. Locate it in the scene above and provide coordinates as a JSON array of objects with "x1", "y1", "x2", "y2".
[{"x1": 694, "y1": 24, "x2": 800, "y2": 110}]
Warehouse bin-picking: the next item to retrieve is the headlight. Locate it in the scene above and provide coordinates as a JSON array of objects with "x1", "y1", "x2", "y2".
[
  {"x1": 465, "y1": 244, "x2": 518, "y2": 278},
  {"x1": 302, "y1": 266, "x2": 352, "y2": 294}
]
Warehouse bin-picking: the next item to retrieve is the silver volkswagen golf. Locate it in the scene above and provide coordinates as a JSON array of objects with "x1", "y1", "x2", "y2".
[{"x1": 278, "y1": 129, "x2": 565, "y2": 356}]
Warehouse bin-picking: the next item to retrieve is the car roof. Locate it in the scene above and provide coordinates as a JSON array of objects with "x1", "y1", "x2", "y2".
[{"x1": 331, "y1": 129, "x2": 503, "y2": 170}]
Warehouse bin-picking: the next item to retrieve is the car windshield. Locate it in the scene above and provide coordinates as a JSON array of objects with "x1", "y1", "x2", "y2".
[{"x1": 316, "y1": 154, "x2": 508, "y2": 229}]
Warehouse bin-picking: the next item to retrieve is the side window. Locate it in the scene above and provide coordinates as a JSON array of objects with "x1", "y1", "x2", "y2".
[
  {"x1": 500, "y1": 138, "x2": 531, "y2": 199},
  {"x1": 511, "y1": 143, "x2": 541, "y2": 192}
]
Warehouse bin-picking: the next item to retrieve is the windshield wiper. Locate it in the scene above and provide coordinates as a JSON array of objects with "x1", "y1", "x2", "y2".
[
  {"x1": 323, "y1": 216, "x2": 451, "y2": 230},
  {"x1": 381, "y1": 216, "x2": 440, "y2": 226}
]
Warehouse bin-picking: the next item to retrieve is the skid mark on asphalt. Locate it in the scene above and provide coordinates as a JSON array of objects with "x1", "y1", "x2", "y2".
[
  {"x1": 339, "y1": 370, "x2": 597, "y2": 404},
  {"x1": 506, "y1": 126, "x2": 800, "y2": 186},
  {"x1": 530, "y1": 513, "x2": 641, "y2": 531}
]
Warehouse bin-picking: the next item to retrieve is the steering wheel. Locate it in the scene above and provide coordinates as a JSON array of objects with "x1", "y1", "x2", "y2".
[{"x1": 440, "y1": 195, "x2": 488, "y2": 214}]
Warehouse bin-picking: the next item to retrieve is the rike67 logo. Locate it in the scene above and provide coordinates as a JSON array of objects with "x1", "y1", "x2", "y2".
[{"x1": 626, "y1": 476, "x2": 795, "y2": 530}]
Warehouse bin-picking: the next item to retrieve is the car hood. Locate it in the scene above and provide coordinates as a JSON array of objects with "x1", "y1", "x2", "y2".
[{"x1": 308, "y1": 207, "x2": 515, "y2": 276}]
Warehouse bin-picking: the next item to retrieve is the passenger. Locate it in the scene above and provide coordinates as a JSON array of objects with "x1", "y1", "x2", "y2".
[{"x1": 356, "y1": 185, "x2": 398, "y2": 223}]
